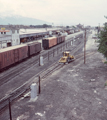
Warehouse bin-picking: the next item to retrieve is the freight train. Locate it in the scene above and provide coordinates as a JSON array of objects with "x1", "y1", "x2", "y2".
[{"x1": 0, "y1": 35, "x2": 65, "y2": 71}]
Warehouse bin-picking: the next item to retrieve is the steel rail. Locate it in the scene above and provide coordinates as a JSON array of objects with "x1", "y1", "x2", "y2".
[
  {"x1": 0, "y1": 35, "x2": 77, "y2": 86},
  {"x1": 0, "y1": 33, "x2": 84, "y2": 113},
  {"x1": 0, "y1": 51, "x2": 96, "y2": 114}
]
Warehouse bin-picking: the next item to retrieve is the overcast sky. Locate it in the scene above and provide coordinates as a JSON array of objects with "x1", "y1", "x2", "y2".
[{"x1": 0, "y1": 0, "x2": 107, "y2": 26}]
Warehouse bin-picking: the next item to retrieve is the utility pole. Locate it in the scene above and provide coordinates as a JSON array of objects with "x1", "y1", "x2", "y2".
[
  {"x1": 84, "y1": 29, "x2": 86, "y2": 64},
  {"x1": 9, "y1": 98, "x2": 12, "y2": 120},
  {"x1": 38, "y1": 76, "x2": 41, "y2": 94},
  {"x1": 98, "y1": 23, "x2": 100, "y2": 34}
]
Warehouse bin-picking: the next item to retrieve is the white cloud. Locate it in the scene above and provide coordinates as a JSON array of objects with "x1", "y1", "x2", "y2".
[{"x1": 0, "y1": 0, "x2": 107, "y2": 26}]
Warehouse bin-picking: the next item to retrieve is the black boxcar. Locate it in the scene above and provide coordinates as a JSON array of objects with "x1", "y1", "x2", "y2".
[
  {"x1": 57, "y1": 36, "x2": 65, "y2": 44},
  {"x1": 42, "y1": 37, "x2": 57, "y2": 49},
  {"x1": 28, "y1": 42, "x2": 41, "y2": 56}
]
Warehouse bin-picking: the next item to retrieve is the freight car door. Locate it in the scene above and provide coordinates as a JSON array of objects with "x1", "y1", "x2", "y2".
[{"x1": 14, "y1": 49, "x2": 19, "y2": 62}]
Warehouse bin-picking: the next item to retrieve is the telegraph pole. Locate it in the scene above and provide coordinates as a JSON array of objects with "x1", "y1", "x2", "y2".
[
  {"x1": 84, "y1": 29, "x2": 86, "y2": 64},
  {"x1": 38, "y1": 76, "x2": 41, "y2": 94},
  {"x1": 9, "y1": 98, "x2": 12, "y2": 120}
]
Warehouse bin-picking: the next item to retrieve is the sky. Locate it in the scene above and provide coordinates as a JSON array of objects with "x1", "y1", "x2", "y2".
[{"x1": 0, "y1": 0, "x2": 107, "y2": 26}]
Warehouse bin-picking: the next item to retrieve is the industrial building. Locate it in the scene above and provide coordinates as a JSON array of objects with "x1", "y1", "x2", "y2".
[
  {"x1": 0, "y1": 28, "x2": 20, "y2": 49},
  {"x1": 0, "y1": 27, "x2": 77, "y2": 49}
]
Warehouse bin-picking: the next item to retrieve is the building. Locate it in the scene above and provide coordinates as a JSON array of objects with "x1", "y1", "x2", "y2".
[
  {"x1": 0, "y1": 35, "x2": 12, "y2": 49},
  {"x1": 0, "y1": 27, "x2": 63, "y2": 49},
  {"x1": 76, "y1": 24, "x2": 84, "y2": 30},
  {"x1": 0, "y1": 28, "x2": 20, "y2": 49}
]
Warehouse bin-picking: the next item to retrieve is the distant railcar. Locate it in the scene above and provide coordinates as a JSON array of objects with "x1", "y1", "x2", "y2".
[
  {"x1": 42, "y1": 36, "x2": 65, "y2": 49},
  {"x1": 57, "y1": 36, "x2": 65, "y2": 44},
  {"x1": 61, "y1": 36, "x2": 65, "y2": 43},
  {"x1": 57, "y1": 36, "x2": 62, "y2": 44},
  {"x1": 42, "y1": 37, "x2": 57, "y2": 49},
  {"x1": 28, "y1": 42, "x2": 41, "y2": 56}
]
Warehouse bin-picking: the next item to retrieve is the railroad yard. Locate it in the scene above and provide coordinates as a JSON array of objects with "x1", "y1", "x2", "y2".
[{"x1": 0, "y1": 30, "x2": 107, "y2": 120}]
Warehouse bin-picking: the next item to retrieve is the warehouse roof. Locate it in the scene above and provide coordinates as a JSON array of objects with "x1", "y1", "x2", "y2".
[
  {"x1": 19, "y1": 28, "x2": 62, "y2": 38},
  {"x1": 0, "y1": 30, "x2": 10, "y2": 32}
]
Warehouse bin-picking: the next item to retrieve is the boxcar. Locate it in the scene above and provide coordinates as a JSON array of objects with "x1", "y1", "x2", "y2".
[
  {"x1": 28, "y1": 42, "x2": 41, "y2": 56},
  {"x1": 57, "y1": 36, "x2": 65, "y2": 44},
  {"x1": 42, "y1": 37, "x2": 57, "y2": 49},
  {"x1": 0, "y1": 44, "x2": 28, "y2": 70},
  {"x1": 57, "y1": 36, "x2": 61, "y2": 44},
  {"x1": 61, "y1": 36, "x2": 65, "y2": 42},
  {"x1": 18, "y1": 45, "x2": 28, "y2": 61},
  {"x1": 0, "y1": 49, "x2": 14, "y2": 69}
]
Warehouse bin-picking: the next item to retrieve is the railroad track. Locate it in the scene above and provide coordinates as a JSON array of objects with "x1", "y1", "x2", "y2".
[
  {"x1": 2, "y1": 34, "x2": 83, "y2": 103},
  {"x1": 0, "y1": 62, "x2": 64, "y2": 113},
  {"x1": 0, "y1": 46, "x2": 65, "y2": 86},
  {"x1": 0, "y1": 36, "x2": 77, "y2": 86},
  {"x1": 0, "y1": 50, "x2": 96, "y2": 114},
  {"x1": 0, "y1": 33, "x2": 82, "y2": 79},
  {"x1": 0, "y1": 35, "x2": 84, "y2": 112}
]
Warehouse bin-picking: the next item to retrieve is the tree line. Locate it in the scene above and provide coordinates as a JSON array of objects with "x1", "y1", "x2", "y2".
[{"x1": 98, "y1": 17, "x2": 107, "y2": 58}]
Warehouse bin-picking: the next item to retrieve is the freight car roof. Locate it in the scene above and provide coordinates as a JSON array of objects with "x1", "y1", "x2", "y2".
[
  {"x1": 27, "y1": 41, "x2": 40, "y2": 45},
  {"x1": 43, "y1": 37, "x2": 57, "y2": 40},
  {"x1": 57, "y1": 35, "x2": 65, "y2": 37},
  {"x1": 27, "y1": 41, "x2": 40, "y2": 44},
  {"x1": 0, "y1": 44, "x2": 27, "y2": 53}
]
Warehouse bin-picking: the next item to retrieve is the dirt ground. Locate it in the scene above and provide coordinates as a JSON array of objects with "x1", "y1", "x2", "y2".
[{"x1": 1, "y1": 30, "x2": 107, "y2": 120}]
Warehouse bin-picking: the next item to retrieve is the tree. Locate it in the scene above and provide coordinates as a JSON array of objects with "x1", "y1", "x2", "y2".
[{"x1": 98, "y1": 23, "x2": 107, "y2": 58}]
